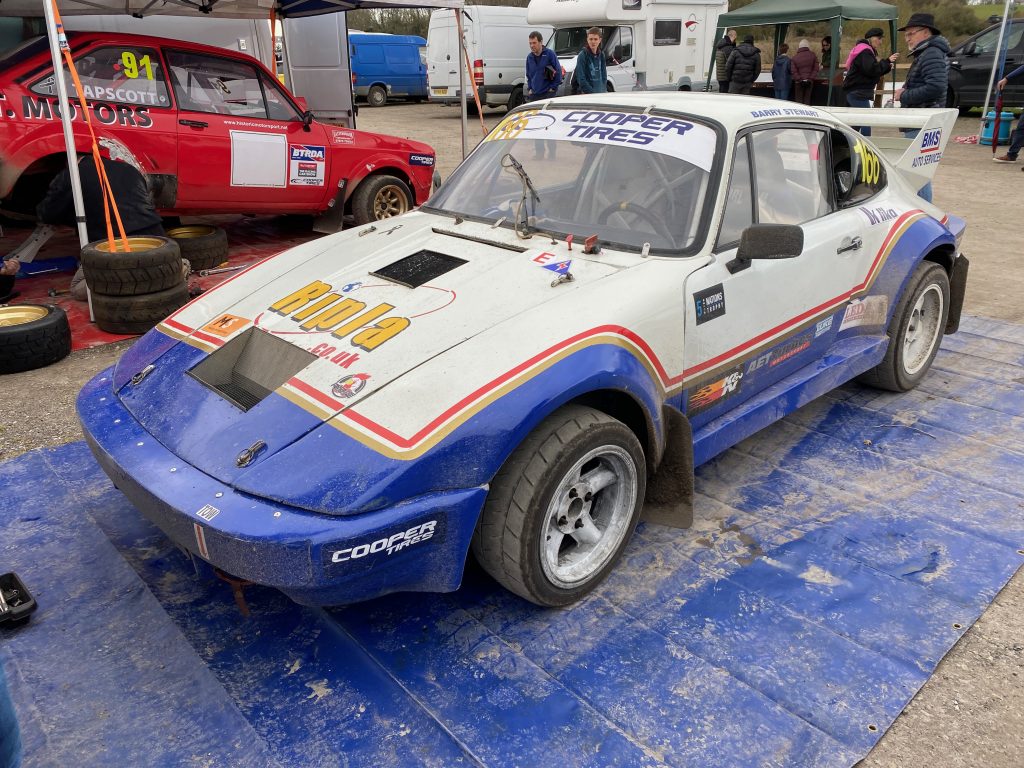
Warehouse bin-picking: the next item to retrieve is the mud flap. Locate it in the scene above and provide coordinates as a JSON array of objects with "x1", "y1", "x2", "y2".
[
  {"x1": 641, "y1": 405, "x2": 694, "y2": 529},
  {"x1": 945, "y1": 254, "x2": 969, "y2": 334},
  {"x1": 312, "y1": 180, "x2": 348, "y2": 234}
]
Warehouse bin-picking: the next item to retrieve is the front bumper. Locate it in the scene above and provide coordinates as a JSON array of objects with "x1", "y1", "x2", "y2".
[{"x1": 77, "y1": 369, "x2": 486, "y2": 606}]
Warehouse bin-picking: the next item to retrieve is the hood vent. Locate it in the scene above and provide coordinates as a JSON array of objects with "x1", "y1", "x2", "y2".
[
  {"x1": 370, "y1": 250, "x2": 468, "y2": 289},
  {"x1": 188, "y1": 328, "x2": 316, "y2": 411}
]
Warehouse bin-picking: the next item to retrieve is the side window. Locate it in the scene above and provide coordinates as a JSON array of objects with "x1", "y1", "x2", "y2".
[
  {"x1": 261, "y1": 74, "x2": 300, "y2": 121},
  {"x1": 750, "y1": 128, "x2": 831, "y2": 225},
  {"x1": 31, "y1": 45, "x2": 170, "y2": 108},
  {"x1": 717, "y1": 135, "x2": 753, "y2": 248},
  {"x1": 831, "y1": 129, "x2": 886, "y2": 206},
  {"x1": 972, "y1": 24, "x2": 1024, "y2": 53},
  {"x1": 653, "y1": 20, "x2": 682, "y2": 46},
  {"x1": 166, "y1": 50, "x2": 268, "y2": 118},
  {"x1": 618, "y1": 27, "x2": 633, "y2": 59}
]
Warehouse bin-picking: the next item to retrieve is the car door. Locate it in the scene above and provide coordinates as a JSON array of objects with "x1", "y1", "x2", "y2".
[
  {"x1": 165, "y1": 47, "x2": 330, "y2": 211},
  {"x1": 681, "y1": 125, "x2": 893, "y2": 428},
  {"x1": 605, "y1": 26, "x2": 635, "y2": 91},
  {"x1": 950, "y1": 22, "x2": 1024, "y2": 107}
]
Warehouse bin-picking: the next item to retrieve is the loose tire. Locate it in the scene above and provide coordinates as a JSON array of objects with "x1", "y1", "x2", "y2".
[
  {"x1": 860, "y1": 261, "x2": 949, "y2": 392},
  {"x1": 472, "y1": 405, "x2": 646, "y2": 606},
  {"x1": 0, "y1": 304, "x2": 72, "y2": 374},
  {"x1": 91, "y1": 282, "x2": 190, "y2": 335},
  {"x1": 350, "y1": 175, "x2": 412, "y2": 225},
  {"x1": 367, "y1": 85, "x2": 387, "y2": 108},
  {"x1": 166, "y1": 225, "x2": 229, "y2": 272},
  {"x1": 507, "y1": 86, "x2": 525, "y2": 111},
  {"x1": 80, "y1": 236, "x2": 182, "y2": 296}
]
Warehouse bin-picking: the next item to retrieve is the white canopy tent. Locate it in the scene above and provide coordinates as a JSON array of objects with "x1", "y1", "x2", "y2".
[{"x1": 0, "y1": 0, "x2": 467, "y2": 253}]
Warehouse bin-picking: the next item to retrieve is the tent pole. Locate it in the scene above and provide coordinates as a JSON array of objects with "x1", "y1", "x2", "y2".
[
  {"x1": 978, "y1": 0, "x2": 1013, "y2": 137},
  {"x1": 41, "y1": 0, "x2": 88, "y2": 251},
  {"x1": 458, "y1": 10, "x2": 468, "y2": 158}
]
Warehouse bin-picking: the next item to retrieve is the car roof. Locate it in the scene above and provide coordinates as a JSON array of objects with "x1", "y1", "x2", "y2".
[
  {"x1": 62, "y1": 30, "x2": 266, "y2": 66},
  {"x1": 544, "y1": 92, "x2": 844, "y2": 133}
]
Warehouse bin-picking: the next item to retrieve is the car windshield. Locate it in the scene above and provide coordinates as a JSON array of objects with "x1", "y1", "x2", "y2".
[{"x1": 424, "y1": 107, "x2": 717, "y2": 252}]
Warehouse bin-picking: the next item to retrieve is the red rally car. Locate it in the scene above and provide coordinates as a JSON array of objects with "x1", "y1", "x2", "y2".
[{"x1": 0, "y1": 32, "x2": 437, "y2": 229}]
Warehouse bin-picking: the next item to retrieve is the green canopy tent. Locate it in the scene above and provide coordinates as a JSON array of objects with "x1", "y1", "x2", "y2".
[{"x1": 707, "y1": 0, "x2": 899, "y2": 105}]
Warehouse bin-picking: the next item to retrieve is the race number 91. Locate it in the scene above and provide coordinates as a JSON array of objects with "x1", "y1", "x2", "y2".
[{"x1": 120, "y1": 51, "x2": 154, "y2": 80}]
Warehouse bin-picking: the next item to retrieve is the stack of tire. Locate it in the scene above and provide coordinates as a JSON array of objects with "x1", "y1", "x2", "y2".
[{"x1": 81, "y1": 226, "x2": 228, "y2": 335}]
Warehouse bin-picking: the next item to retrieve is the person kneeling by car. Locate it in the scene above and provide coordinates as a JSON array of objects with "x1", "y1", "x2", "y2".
[{"x1": 2, "y1": 147, "x2": 177, "y2": 301}]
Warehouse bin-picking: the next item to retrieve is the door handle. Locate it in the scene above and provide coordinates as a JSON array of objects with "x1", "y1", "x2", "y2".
[
  {"x1": 179, "y1": 119, "x2": 208, "y2": 129},
  {"x1": 837, "y1": 236, "x2": 862, "y2": 254}
]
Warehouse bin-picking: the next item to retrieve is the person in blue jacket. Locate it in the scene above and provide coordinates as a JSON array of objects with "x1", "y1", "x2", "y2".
[
  {"x1": 772, "y1": 43, "x2": 792, "y2": 100},
  {"x1": 574, "y1": 27, "x2": 608, "y2": 94},
  {"x1": 992, "y1": 62, "x2": 1024, "y2": 168},
  {"x1": 526, "y1": 31, "x2": 562, "y2": 102}
]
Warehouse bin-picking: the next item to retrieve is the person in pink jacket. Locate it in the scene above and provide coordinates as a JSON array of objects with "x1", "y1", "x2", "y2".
[{"x1": 790, "y1": 39, "x2": 820, "y2": 104}]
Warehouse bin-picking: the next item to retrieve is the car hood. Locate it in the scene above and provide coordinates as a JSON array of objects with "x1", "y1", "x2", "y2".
[{"x1": 115, "y1": 211, "x2": 629, "y2": 488}]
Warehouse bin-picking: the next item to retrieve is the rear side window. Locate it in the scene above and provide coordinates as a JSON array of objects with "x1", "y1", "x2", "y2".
[
  {"x1": 750, "y1": 128, "x2": 831, "y2": 225},
  {"x1": 30, "y1": 45, "x2": 171, "y2": 108},
  {"x1": 167, "y1": 50, "x2": 277, "y2": 119},
  {"x1": 969, "y1": 23, "x2": 1024, "y2": 53},
  {"x1": 832, "y1": 128, "x2": 887, "y2": 206},
  {"x1": 654, "y1": 20, "x2": 682, "y2": 46}
]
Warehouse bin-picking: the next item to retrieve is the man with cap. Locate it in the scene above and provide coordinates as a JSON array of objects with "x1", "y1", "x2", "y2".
[
  {"x1": 725, "y1": 34, "x2": 761, "y2": 95},
  {"x1": 896, "y1": 12, "x2": 950, "y2": 202},
  {"x1": 842, "y1": 27, "x2": 900, "y2": 135}
]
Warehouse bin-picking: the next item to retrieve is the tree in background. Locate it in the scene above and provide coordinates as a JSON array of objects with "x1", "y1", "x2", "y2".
[{"x1": 348, "y1": 0, "x2": 530, "y2": 39}]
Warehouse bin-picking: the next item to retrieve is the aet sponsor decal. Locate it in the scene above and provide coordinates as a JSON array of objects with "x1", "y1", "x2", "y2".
[
  {"x1": 331, "y1": 373, "x2": 370, "y2": 398},
  {"x1": 688, "y1": 367, "x2": 743, "y2": 416},
  {"x1": 839, "y1": 295, "x2": 888, "y2": 331},
  {"x1": 768, "y1": 333, "x2": 812, "y2": 367},
  {"x1": 694, "y1": 283, "x2": 726, "y2": 325},
  {"x1": 410, "y1": 153, "x2": 435, "y2": 166},
  {"x1": 268, "y1": 280, "x2": 411, "y2": 351},
  {"x1": 328, "y1": 520, "x2": 437, "y2": 563},
  {"x1": 202, "y1": 313, "x2": 249, "y2": 338}
]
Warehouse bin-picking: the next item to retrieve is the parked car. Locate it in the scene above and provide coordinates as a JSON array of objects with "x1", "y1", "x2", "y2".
[
  {"x1": 947, "y1": 20, "x2": 1024, "y2": 112},
  {"x1": 426, "y1": 6, "x2": 551, "y2": 111},
  {"x1": 350, "y1": 33, "x2": 428, "y2": 107},
  {"x1": 78, "y1": 94, "x2": 968, "y2": 609},
  {"x1": 0, "y1": 31, "x2": 436, "y2": 229}
]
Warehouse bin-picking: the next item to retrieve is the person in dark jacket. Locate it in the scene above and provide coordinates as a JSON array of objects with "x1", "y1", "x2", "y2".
[
  {"x1": 820, "y1": 36, "x2": 834, "y2": 72},
  {"x1": 790, "y1": 40, "x2": 820, "y2": 104},
  {"x1": 772, "y1": 43, "x2": 792, "y2": 100},
  {"x1": 574, "y1": 27, "x2": 608, "y2": 94},
  {"x1": 842, "y1": 27, "x2": 899, "y2": 135},
  {"x1": 725, "y1": 35, "x2": 761, "y2": 95},
  {"x1": 715, "y1": 29, "x2": 737, "y2": 93},
  {"x1": 896, "y1": 13, "x2": 950, "y2": 202},
  {"x1": 526, "y1": 30, "x2": 562, "y2": 102}
]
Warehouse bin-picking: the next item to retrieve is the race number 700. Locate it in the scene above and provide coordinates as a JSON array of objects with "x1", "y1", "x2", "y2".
[{"x1": 852, "y1": 140, "x2": 881, "y2": 185}]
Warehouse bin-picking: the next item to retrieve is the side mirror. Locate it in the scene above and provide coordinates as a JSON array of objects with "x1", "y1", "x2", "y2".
[
  {"x1": 727, "y1": 224, "x2": 804, "y2": 274},
  {"x1": 963, "y1": 41, "x2": 977, "y2": 56},
  {"x1": 301, "y1": 110, "x2": 314, "y2": 131}
]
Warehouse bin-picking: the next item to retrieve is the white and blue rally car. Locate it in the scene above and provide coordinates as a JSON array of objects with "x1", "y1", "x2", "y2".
[{"x1": 78, "y1": 94, "x2": 968, "y2": 608}]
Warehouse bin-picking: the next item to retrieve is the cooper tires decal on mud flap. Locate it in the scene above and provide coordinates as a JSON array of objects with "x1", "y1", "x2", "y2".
[
  {"x1": 81, "y1": 236, "x2": 183, "y2": 296},
  {"x1": 92, "y1": 282, "x2": 190, "y2": 335},
  {"x1": 472, "y1": 405, "x2": 646, "y2": 607},
  {"x1": 860, "y1": 261, "x2": 950, "y2": 392},
  {"x1": 351, "y1": 175, "x2": 412, "y2": 225},
  {"x1": 0, "y1": 304, "x2": 72, "y2": 374},
  {"x1": 166, "y1": 226, "x2": 229, "y2": 272}
]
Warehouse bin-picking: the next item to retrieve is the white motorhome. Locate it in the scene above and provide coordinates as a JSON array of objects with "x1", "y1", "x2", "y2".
[
  {"x1": 427, "y1": 6, "x2": 552, "y2": 111},
  {"x1": 527, "y1": 0, "x2": 727, "y2": 93}
]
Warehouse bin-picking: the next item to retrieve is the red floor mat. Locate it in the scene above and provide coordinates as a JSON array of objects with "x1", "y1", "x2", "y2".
[{"x1": 2, "y1": 216, "x2": 320, "y2": 351}]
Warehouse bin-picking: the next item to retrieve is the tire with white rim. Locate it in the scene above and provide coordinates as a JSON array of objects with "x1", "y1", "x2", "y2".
[
  {"x1": 860, "y1": 260, "x2": 950, "y2": 392},
  {"x1": 472, "y1": 405, "x2": 646, "y2": 606}
]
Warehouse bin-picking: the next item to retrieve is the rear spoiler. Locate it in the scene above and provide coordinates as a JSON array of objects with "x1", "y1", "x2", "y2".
[{"x1": 823, "y1": 107, "x2": 958, "y2": 192}]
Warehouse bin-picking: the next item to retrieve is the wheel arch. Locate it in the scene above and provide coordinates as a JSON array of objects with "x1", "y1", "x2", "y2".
[
  {"x1": 344, "y1": 164, "x2": 416, "y2": 212},
  {"x1": 568, "y1": 388, "x2": 660, "y2": 476}
]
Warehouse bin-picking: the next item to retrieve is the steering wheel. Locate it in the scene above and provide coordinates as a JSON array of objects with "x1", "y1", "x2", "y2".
[{"x1": 597, "y1": 201, "x2": 673, "y2": 241}]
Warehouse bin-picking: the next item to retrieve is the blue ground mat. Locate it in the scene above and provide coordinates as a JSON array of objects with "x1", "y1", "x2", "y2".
[{"x1": 2, "y1": 315, "x2": 1023, "y2": 767}]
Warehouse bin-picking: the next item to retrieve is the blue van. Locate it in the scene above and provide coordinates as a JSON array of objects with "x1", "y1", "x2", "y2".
[{"x1": 349, "y1": 33, "x2": 428, "y2": 107}]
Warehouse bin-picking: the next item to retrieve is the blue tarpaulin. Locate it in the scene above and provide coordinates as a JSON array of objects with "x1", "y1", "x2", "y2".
[{"x1": 2, "y1": 314, "x2": 1022, "y2": 767}]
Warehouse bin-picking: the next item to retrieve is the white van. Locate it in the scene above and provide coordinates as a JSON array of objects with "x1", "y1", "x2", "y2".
[
  {"x1": 427, "y1": 6, "x2": 552, "y2": 111},
  {"x1": 527, "y1": 0, "x2": 726, "y2": 93}
]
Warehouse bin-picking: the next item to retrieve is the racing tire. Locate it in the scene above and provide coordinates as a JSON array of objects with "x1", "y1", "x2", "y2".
[
  {"x1": 859, "y1": 261, "x2": 950, "y2": 392},
  {"x1": 80, "y1": 236, "x2": 183, "y2": 297},
  {"x1": 166, "y1": 225, "x2": 229, "y2": 272},
  {"x1": 367, "y1": 85, "x2": 387, "y2": 108},
  {"x1": 471, "y1": 405, "x2": 646, "y2": 607},
  {"x1": 350, "y1": 175, "x2": 413, "y2": 225},
  {"x1": 0, "y1": 304, "x2": 72, "y2": 374},
  {"x1": 507, "y1": 86, "x2": 525, "y2": 111},
  {"x1": 91, "y1": 282, "x2": 190, "y2": 335}
]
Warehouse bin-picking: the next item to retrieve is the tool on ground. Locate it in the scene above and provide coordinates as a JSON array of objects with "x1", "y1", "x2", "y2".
[
  {"x1": 48, "y1": 288, "x2": 70, "y2": 297},
  {"x1": 199, "y1": 264, "x2": 247, "y2": 277}
]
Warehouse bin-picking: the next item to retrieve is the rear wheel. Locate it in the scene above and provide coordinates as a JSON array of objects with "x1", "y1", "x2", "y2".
[
  {"x1": 507, "y1": 86, "x2": 525, "y2": 111},
  {"x1": 472, "y1": 405, "x2": 645, "y2": 606},
  {"x1": 0, "y1": 304, "x2": 72, "y2": 374},
  {"x1": 860, "y1": 261, "x2": 949, "y2": 392},
  {"x1": 367, "y1": 85, "x2": 387, "y2": 107},
  {"x1": 350, "y1": 175, "x2": 412, "y2": 224}
]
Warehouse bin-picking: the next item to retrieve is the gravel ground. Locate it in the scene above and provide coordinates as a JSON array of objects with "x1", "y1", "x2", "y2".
[{"x1": 2, "y1": 102, "x2": 1022, "y2": 765}]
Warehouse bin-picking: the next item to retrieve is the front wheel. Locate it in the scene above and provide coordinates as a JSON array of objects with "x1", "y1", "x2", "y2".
[
  {"x1": 860, "y1": 261, "x2": 949, "y2": 392},
  {"x1": 350, "y1": 175, "x2": 413, "y2": 224},
  {"x1": 367, "y1": 85, "x2": 387, "y2": 108},
  {"x1": 472, "y1": 405, "x2": 646, "y2": 607},
  {"x1": 507, "y1": 86, "x2": 525, "y2": 111}
]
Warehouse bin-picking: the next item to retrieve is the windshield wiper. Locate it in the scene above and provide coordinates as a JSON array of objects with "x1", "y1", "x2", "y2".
[{"x1": 502, "y1": 152, "x2": 540, "y2": 239}]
